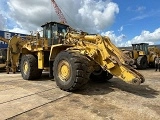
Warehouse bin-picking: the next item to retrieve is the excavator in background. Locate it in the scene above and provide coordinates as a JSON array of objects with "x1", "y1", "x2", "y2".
[{"x1": 5, "y1": 21, "x2": 145, "y2": 91}]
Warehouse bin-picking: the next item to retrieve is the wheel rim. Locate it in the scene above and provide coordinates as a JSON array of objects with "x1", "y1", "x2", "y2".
[
  {"x1": 23, "y1": 61, "x2": 29, "y2": 75},
  {"x1": 58, "y1": 60, "x2": 71, "y2": 81}
]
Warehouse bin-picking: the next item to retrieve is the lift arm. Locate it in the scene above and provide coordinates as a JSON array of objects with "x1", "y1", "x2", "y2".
[
  {"x1": 0, "y1": 36, "x2": 9, "y2": 43},
  {"x1": 66, "y1": 32, "x2": 145, "y2": 85}
]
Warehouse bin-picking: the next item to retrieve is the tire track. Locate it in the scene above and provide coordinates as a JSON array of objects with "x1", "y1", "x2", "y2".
[
  {"x1": 0, "y1": 87, "x2": 57, "y2": 104},
  {"x1": 6, "y1": 93, "x2": 72, "y2": 120},
  {"x1": 0, "y1": 86, "x2": 71, "y2": 120}
]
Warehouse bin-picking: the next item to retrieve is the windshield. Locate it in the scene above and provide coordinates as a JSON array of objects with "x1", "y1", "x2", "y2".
[{"x1": 57, "y1": 24, "x2": 68, "y2": 36}]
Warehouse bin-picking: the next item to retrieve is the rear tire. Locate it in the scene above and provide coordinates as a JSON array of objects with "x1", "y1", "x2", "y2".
[
  {"x1": 53, "y1": 51, "x2": 90, "y2": 91},
  {"x1": 20, "y1": 54, "x2": 42, "y2": 80},
  {"x1": 136, "y1": 56, "x2": 148, "y2": 69},
  {"x1": 90, "y1": 67, "x2": 113, "y2": 83}
]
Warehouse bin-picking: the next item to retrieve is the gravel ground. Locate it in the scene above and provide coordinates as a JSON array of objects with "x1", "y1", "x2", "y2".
[{"x1": 0, "y1": 69, "x2": 159, "y2": 120}]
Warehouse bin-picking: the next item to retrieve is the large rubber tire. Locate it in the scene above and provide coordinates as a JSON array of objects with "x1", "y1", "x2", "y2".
[
  {"x1": 53, "y1": 51, "x2": 90, "y2": 91},
  {"x1": 20, "y1": 54, "x2": 42, "y2": 80},
  {"x1": 90, "y1": 67, "x2": 113, "y2": 83},
  {"x1": 136, "y1": 56, "x2": 148, "y2": 69},
  {"x1": 149, "y1": 57, "x2": 156, "y2": 68}
]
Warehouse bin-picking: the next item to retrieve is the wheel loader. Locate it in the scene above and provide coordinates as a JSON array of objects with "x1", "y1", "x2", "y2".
[
  {"x1": 148, "y1": 46, "x2": 160, "y2": 67},
  {"x1": 132, "y1": 43, "x2": 149, "y2": 69},
  {"x1": 122, "y1": 43, "x2": 159, "y2": 69},
  {"x1": 6, "y1": 21, "x2": 145, "y2": 91}
]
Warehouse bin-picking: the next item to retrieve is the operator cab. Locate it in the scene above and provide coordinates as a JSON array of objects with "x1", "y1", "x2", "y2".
[
  {"x1": 132, "y1": 43, "x2": 149, "y2": 55},
  {"x1": 41, "y1": 22, "x2": 69, "y2": 45}
]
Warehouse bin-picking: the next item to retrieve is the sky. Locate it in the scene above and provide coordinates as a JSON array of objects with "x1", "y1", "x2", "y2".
[{"x1": 0, "y1": 0, "x2": 160, "y2": 47}]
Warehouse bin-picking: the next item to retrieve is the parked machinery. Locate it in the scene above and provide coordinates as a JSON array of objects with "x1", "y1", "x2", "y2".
[
  {"x1": 6, "y1": 22, "x2": 145, "y2": 91},
  {"x1": 0, "y1": 37, "x2": 8, "y2": 69},
  {"x1": 148, "y1": 46, "x2": 160, "y2": 67},
  {"x1": 122, "y1": 43, "x2": 160, "y2": 69},
  {"x1": 0, "y1": 48, "x2": 7, "y2": 69},
  {"x1": 132, "y1": 43, "x2": 149, "y2": 69}
]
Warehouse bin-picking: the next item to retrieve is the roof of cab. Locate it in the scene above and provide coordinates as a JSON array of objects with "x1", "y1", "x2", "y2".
[{"x1": 41, "y1": 21, "x2": 69, "y2": 27}]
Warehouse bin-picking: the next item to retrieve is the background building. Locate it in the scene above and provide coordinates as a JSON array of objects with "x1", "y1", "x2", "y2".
[{"x1": 0, "y1": 30, "x2": 28, "y2": 48}]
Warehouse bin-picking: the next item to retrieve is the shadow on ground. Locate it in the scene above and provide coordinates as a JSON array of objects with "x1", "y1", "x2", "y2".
[
  {"x1": 10, "y1": 71, "x2": 158, "y2": 98},
  {"x1": 31, "y1": 72, "x2": 54, "y2": 81},
  {"x1": 0, "y1": 69, "x2": 6, "y2": 73},
  {"x1": 76, "y1": 78, "x2": 159, "y2": 98}
]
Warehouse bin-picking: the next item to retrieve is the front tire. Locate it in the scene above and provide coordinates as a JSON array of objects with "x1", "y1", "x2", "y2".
[
  {"x1": 136, "y1": 56, "x2": 148, "y2": 69},
  {"x1": 20, "y1": 54, "x2": 42, "y2": 80},
  {"x1": 53, "y1": 51, "x2": 90, "y2": 91}
]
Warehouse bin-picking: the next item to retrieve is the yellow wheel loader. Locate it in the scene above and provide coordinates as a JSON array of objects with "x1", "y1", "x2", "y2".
[
  {"x1": 6, "y1": 21, "x2": 145, "y2": 91},
  {"x1": 132, "y1": 43, "x2": 149, "y2": 69},
  {"x1": 148, "y1": 46, "x2": 160, "y2": 67},
  {"x1": 122, "y1": 43, "x2": 159, "y2": 69}
]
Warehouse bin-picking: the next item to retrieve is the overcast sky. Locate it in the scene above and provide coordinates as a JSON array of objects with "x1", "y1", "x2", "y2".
[{"x1": 0, "y1": 0, "x2": 160, "y2": 47}]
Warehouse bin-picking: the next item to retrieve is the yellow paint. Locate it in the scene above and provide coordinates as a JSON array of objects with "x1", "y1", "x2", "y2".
[
  {"x1": 23, "y1": 61, "x2": 29, "y2": 75},
  {"x1": 6, "y1": 22, "x2": 145, "y2": 85},
  {"x1": 49, "y1": 44, "x2": 73, "y2": 61},
  {"x1": 68, "y1": 33, "x2": 145, "y2": 84},
  {"x1": 38, "y1": 51, "x2": 44, "y2": 69},
  {"x1": 58, "y1": 60, "x2": 71, "y2": 81}
]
